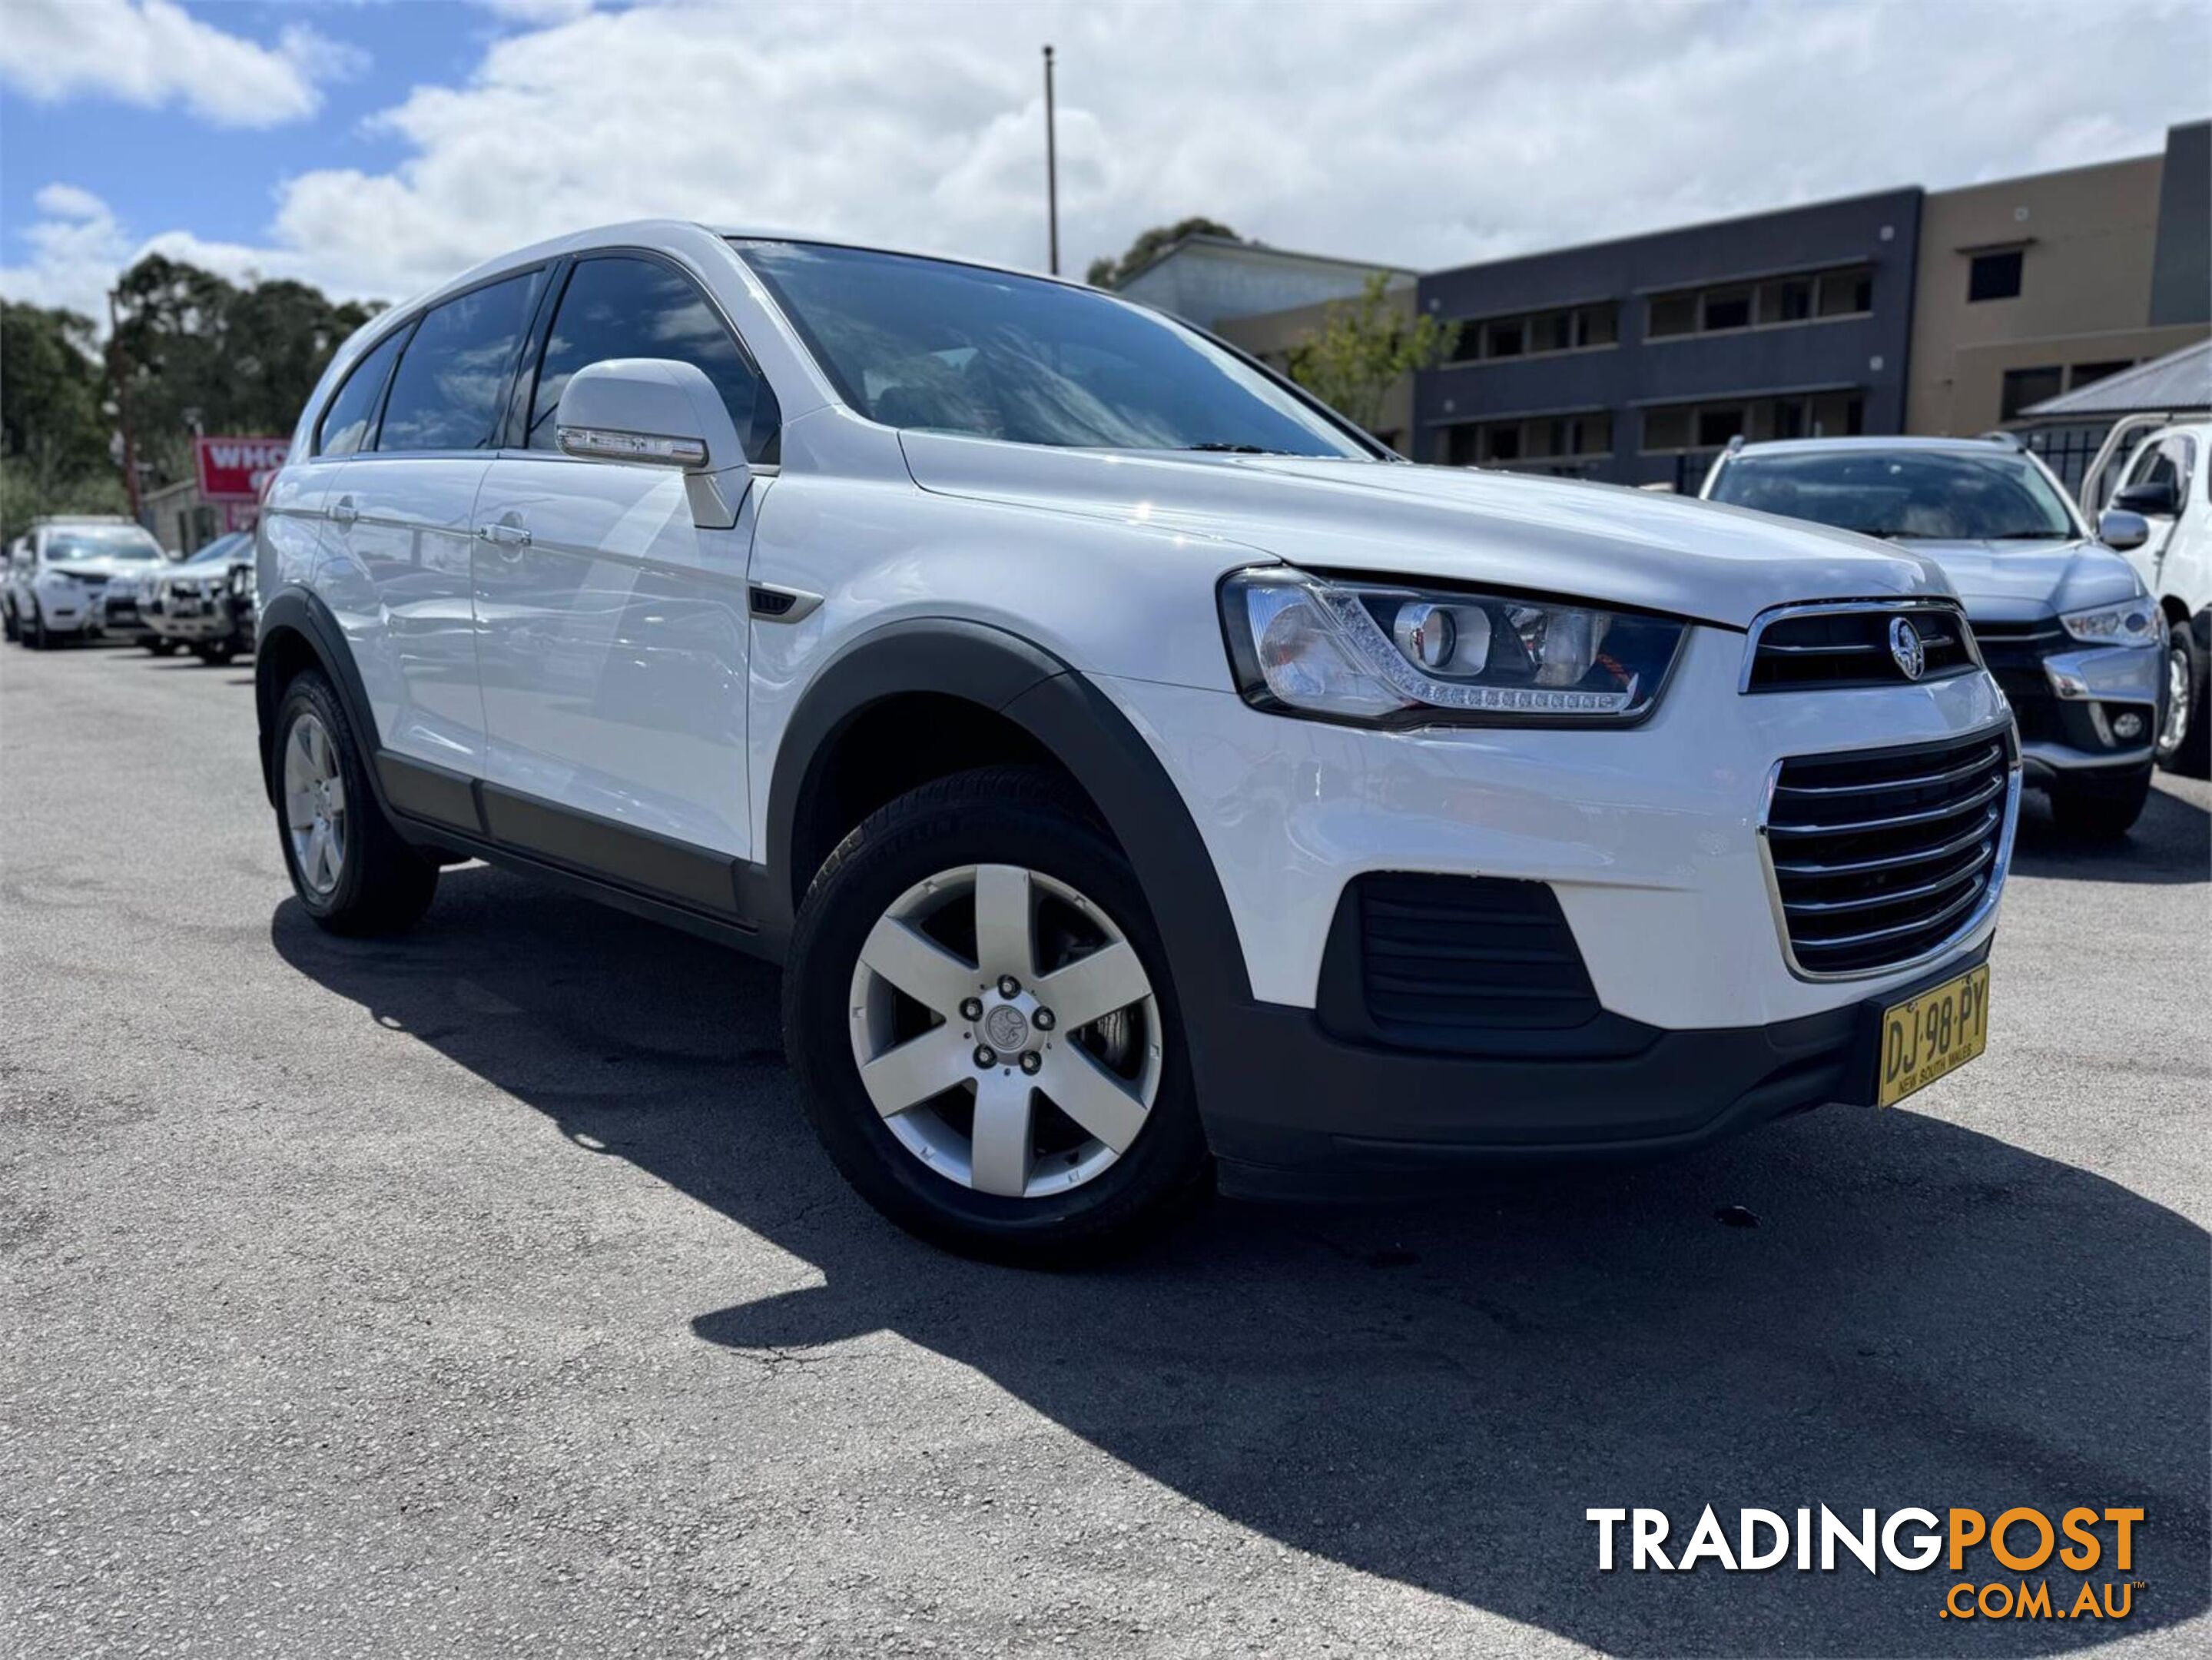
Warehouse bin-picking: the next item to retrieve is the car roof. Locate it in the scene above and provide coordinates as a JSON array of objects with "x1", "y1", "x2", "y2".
[{"x1": 416, "y1": 220, "x2": 1079, "y2": 314}]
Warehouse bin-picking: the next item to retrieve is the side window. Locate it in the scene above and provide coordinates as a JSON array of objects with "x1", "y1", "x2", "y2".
[
  {"x1": 2124, "y1": 441, "x2": 2174, "y2": 491},
  {"x1": 527, "y1": 256, "x2": 780, "y2": 463},
  {"x1": 377, "y1": 271, "x2": 545, "y2": 453},
  {"x1": 2167, "y1": 437, "x2": 2197, "y2": 500},
  {"x1": 316, "y1": 328, "x2": 409, "y2": 457}
]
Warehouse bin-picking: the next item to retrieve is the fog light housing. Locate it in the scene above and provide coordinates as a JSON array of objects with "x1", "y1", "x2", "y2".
[{"x1": 2111, "y1": 709, "x2": 2146, "y2": 742}]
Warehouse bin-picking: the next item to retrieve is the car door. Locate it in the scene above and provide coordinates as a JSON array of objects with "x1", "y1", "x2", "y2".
[
  {"x1": 472, "y1": 252, "x2": 781, "y2": 864},
  {"x1": 317, "y1": 267, "x2": 546, "y2": 774},
  {"x1": 2114, "y1": 434, "x2": 2187, "y2": 583}
]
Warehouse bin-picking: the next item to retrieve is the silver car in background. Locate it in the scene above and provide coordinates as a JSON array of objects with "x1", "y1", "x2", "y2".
[
  {"x1": 1704, "y1": 437, "x2": 2163, "y2": 838},
  {"x1": 143, "y1": 532, "x2": 257, "y2": 663}
]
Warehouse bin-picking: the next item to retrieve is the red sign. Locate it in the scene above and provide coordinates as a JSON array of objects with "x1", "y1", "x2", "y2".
[{"x1": 194, "y1": 435, "x2": 290, "y2": 502}]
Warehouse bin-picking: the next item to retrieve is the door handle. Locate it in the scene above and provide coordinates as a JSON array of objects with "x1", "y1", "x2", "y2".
[
  {"x1": 329, "y1": 496, "x2": 359, "y2": 526},
  {"x1": 477, "y1": 523, "x2": 532, "y2": 552}
]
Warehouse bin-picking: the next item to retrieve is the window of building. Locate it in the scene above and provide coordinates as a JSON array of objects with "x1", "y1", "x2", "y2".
[
  {"x1": 1968, "y1": 250, "x2": 2024, "y2": 303},
  {"x1": 1647, "y1": 294, "x2": 1696, "y2": 338},
  {"x1": 1760, "y1": 278, "x2": 1812, "y2": 325},
  {"x1": 1446, "y1": 301, "x2": 1620, "y2": 363},
  {"x1": 377, "y1": 270, "x2": 546, "y2": 453},
  {"x1": 1999, "y1": 365, "x2": 2064, "y2": 420},
  {"x1": 1645, "y1": 264, "x2": 1872, "y2": 340},
  {"x1": 2068, "y1": 360, "x2": 2131, "y2": 392},
  {"x1": 1640, "y1": 391, "x2": 1865, "y2": 451},
  {"x1": 527, "y1": 255, "x2": 780, "y2": 461},
  {"x1": 1696, "y1": 407, "x2": 1745, "y2": 449},
  {"x1": 1438, "y1": 410, "x2": 1613, "y2": 468},
  {"x1": 1701, "y1": 287, "x2": 1753, "y2": 332}
]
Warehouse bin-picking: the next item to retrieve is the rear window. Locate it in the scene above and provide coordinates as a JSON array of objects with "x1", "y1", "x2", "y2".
[{"x1": 317, "y1": 328, "x2": 408, "y2": 457}]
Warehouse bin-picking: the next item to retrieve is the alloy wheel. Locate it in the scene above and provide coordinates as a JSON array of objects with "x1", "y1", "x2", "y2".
[
  {"x1": 283, "y1": 712, "x2": 350, "y2": 896},
  {"x1": 2158, "y1": 643, "x2": 2192, "y2": 756},
  {"x1": 847, "y1": 863, "x2": 1162, "y2": 1200}
]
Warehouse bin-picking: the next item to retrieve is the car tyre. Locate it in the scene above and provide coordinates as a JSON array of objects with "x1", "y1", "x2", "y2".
[
  {"x1": 146, "y1": 638, "x2": 179, "y2": 656},
  {"x1": 2, "y1": 602, "x2": 16, "y2": 643},
  {"x1": 2047, "y1": 763, "x2": 2154, "y2": 842},
  {"x1": 2156, "y1": 617, "x2": 2209, "y2": 779},
  {"x1": 194, "y1": 641, "x2": 238, "y2": 666},
  {"x1": 784, "y1": 765, "x2": 1212, "y2": 1267},
  {"x1": 274, "y1": 670, "x2": 439, "y2": 935},
  {"x1": 25, "y1": 603, "x2": 50, "y2": 650}
]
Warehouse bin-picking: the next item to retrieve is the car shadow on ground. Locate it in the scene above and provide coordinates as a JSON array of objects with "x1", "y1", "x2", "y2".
[
  {"x1": 2008, "y1": 779, "x2": 2210, "y2": 886},
  {"x1": 271, "y1": 869, "x2": 2207, "y2": 1656}
]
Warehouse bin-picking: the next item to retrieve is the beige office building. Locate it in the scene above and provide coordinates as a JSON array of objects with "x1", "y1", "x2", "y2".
[{"x1": 1909, "y1": 124, "x2": 2210, "y2": 434}]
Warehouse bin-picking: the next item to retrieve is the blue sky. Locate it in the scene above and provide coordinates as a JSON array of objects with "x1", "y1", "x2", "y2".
[
  {"x1": 2, "y1": 1, "x2": 496, "y2": 256},
  {"x1": 4, "y1": 0, "x2": 2207, "y2": 323}
]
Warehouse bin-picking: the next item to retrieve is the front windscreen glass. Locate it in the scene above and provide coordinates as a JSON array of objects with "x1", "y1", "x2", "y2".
[
  {"x1": 183, "y1": 533, "x2": 250, "y2": 567},
  {"x1": 1709, "y1": 450, "x2": 2078, "y2": 542},
  {"x1": 733, "y1": 239, "x2": 1371, "y2": 457},
  {"x1": 46, "y1": 527, "x2": 163, "y2": 562}
]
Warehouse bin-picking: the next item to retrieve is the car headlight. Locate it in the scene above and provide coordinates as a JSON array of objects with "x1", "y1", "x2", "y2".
[
  {"x1": 2059, "y1": 598, "x2": 2159, "y2": 646},
  {"x1": 1219, "y1": 567, "x2": 1687, "y2": 727},
  {"x1": 35, "y1": 569, "x2": 78, "y2": 590}
]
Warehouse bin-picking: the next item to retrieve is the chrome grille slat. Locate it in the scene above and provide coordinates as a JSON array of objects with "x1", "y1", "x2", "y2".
[
  {"x1": 1742, "y1": 599, "x2": 1980, "y2": 693},
  {"x1": 1764, "y1": 772, "x2": 2006, "y2": 838},
  {"x1": 1761, "y1": 725, "x2": 2018, "y2": 978},
  {"x1": 1769, "y1": 808, "x2": 1999, "y2": 878},
  {"x1": 1780, "y1": 842, "x2": 1997, "y2": 916},
  {"x1": 1773, "y1": 743, "x2": 2002, "y2": 798}
]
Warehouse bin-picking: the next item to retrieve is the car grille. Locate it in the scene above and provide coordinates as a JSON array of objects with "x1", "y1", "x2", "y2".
[
  {"x1": 1762, "y1": 727, "x2": 2015, "y2": 977},
  {"x1": 1967, "y1": 619, "x2": 2067, "y2": 742},
  {"x1": 1352, "y1": 873, "x2": 1602, "y2": 1039},
  {"x1": 1744, "y1": 601, "x2": 1977, "y2": 692}
]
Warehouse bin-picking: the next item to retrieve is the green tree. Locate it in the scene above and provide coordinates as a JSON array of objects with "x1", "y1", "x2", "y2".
[
  {"x1": 1086, "y1": 216, "x2": 1239, "y2": 290},
  {"x1": 0, "y1": 301, "x2": 124, "y2": 541},
  {"x1": 110, "y1": 254, "x2": 380, "y2": 488},
  {"x1": 1286, "y1": 273, "x2": 1460, "y2": 438}
]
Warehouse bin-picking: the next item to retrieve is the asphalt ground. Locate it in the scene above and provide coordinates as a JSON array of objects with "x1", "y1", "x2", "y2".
[{"x1": 4, "y1": 636, "x2": 2207, "y2": 1659}]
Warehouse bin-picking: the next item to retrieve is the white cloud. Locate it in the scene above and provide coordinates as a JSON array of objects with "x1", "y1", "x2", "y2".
[
  {"x1": 3, "y1": 0, "x2": 2207, "y2": 315},
  {"x1": 0, "y1": 186, "x2": 308, "y2": 322},
  {"x1": 0, "y1": 0, "x2": 363, "y2": 128}
]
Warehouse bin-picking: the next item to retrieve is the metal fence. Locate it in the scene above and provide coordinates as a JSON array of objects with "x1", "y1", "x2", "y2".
[{"x1": 2015, "y1": 422, "x2": 2115, "y2": 501}]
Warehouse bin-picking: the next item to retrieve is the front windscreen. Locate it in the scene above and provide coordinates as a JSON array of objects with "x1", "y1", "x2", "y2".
[
  {"x1": 734, "y1": 240, "x2": 1371, "y2": 458},
  {"x1": 1709, "y1": 450, "x2": 2078, "y2": 542},
  {"x1": 183, "y1": 533, "x2": 250, "y2": 567},
  {"x1": 46, "y1": 527, "x2": 163, "y2": 563}
]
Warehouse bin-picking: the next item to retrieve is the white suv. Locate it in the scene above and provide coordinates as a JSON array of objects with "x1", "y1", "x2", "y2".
[
  {"x1": 5, "y1": 516, "x2": 167, "y2": 649},
  {"x1": 2096, "y1": 420, "x2": 2210, "y2": 777},
  {"x1": 255, "y1": 224, "x2": 2019, "y2": 1260}
]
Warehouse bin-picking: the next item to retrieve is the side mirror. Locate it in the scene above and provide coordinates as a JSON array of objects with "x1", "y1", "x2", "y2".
[
  {"x1": 555, "y1": 357, "x2": 751, "y2": 530},
  {"x1": 2111, "y1": 480, "x2": 2178, "y2": 518},
  {"x1": 2096, "y1": 509, "x2": 2151, "y2": 552}
]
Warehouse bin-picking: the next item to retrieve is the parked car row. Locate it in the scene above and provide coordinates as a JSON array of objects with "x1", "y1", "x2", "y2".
[{"x1": 5, "y1": 520, "x2": 256, "y2": 662}]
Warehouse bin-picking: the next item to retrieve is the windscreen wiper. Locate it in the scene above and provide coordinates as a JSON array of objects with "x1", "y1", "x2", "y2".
[{"x1": 1182, "y1": 441, "x2": 1278, "y2": 454}]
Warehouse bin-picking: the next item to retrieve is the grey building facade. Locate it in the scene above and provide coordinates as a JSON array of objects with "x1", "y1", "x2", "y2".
[{"x1": 1413, "y1": 189, "x2": 1924, "y2": 489}]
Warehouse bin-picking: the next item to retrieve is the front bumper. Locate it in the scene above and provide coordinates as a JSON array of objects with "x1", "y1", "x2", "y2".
[
  {"x1": 1096, "y1": 625, "x2": 2015, "y2": 1185},
  {"x1": 146, "y1": 593, "x2": 250, "y2": 644},
  {"x1": 1206, "y1": 940, "x2": 1991, "y2": 1198},
  {"x1": 1974, "y1": 623, "x2": 2158, "y2": 784}
]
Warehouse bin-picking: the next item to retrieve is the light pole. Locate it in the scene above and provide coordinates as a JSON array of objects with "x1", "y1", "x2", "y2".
[{"x1": 1042, "y1": 44, "x2": 1060, "y2": 275}]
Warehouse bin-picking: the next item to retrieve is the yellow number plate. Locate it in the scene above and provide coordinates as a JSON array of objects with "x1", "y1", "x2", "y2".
[{"x1": 1877, "y1": 964, "x2": 1991, "y2": 1107}]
